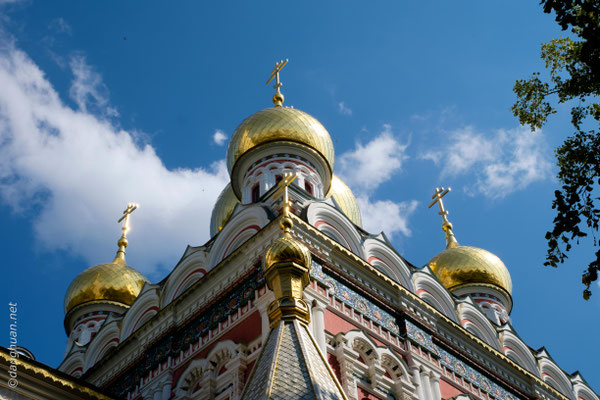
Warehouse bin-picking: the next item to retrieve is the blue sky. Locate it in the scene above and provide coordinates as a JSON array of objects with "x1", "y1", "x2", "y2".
[{"x1": 1, "y1": 0, "x2": 598, "y2": 392}]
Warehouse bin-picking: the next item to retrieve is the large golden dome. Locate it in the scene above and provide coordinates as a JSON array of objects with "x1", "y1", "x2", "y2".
[
  {"x1": 428, "y1": 245, "x2": 512, "y2": 297},
  {"x1": 226, "y1": 107, "x2": 334, "y2": 174},
  {"x1": 327, "y1": 175, "x2": 362, "y2": 227},
  {"x1": 210, "y1": 183, "x2": 238, "y2": 237},
  {"x1": 64, "y1": 256, "x2": 148, "y2": 314}
]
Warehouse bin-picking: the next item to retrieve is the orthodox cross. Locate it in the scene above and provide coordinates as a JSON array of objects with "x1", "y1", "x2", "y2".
[
  {"x1": 266, "y1": 59, "x2": 288, "y2": 89},
  {"x1": 118, "y1": 203, "x2": 139, "y2": 235},
  {"x1": 266, "y1": 59, "x2": 288, "y2": 106},
  {"x1": 428, "y1": 187, "x2": 451, "y2": 222},
  {"x1": 428, "y1": 187, "x2": 458, "y2": 247},
  {"x1": 272, "y1": 172, "x2": 297, "y2": 217}
]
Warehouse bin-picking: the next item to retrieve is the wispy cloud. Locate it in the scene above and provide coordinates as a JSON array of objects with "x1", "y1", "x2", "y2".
[
  {"x1": 421, "y1": 126, "x2": 552, "y2": 198},
  {"x1": 338, "y1": 125, "x2": 417, "y2": 238},
  {"x1": 0, "y1": 44, "x2": 228, "y2": 275},
  {"x1": 338, "y1": 101, "x2": 352, "y2": 116},
  {"x1": 49, "y1": 17, "x2": 71, "y2": 35},
  {"x1": 213, "y1": 129, "x2": 227, "y2": 146},
  {"x1": 69, "y1": 55, "x2": 117, "y2": 117}
]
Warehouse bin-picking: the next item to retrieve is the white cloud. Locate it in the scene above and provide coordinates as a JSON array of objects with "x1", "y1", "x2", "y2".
[
  {"x1": 0, "y1": 44, "x2": 229, "y2": 275},
  {"x1": 338, "y1": 101, "x2": 352, "y2": 116},
  {"x1": 338, "y1": 124, "x2": 407, "y2": 191},
  {"x1": 422, "y1": 126, "x2": 552, "y2": 199},
  {"x1": 358, "y1": 197, "x2": 418, "y2": 237},
  {"x1": 338, "y1": 125, "x2": 417, "y2": 239},
  {"x1": 213, "y1": 129, "x2": 227, "y2": 146}
]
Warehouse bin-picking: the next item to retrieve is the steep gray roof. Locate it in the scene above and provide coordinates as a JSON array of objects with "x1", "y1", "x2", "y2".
[{"x1": 242, "y1": 320, "x2": 347, "y2": 400}]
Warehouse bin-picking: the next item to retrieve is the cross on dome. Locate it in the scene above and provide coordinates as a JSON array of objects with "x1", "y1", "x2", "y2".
[
  {"x1": 266, "y1": 59, "x2": 288, "y2": 107},
  {"x1": 428, "y1": 187, "x2": 458, "y2": 248},
  {"x1": 115, "y1": 203, "x2": 139, "y2": 262}
]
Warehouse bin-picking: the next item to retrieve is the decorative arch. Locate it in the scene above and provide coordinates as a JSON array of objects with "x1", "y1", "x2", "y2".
[
  {"x1": 208, "y1": 206, "x2": 269, "y2": 269},
  {"x1": 174, "y1": 358, "x2": 211, "y2": 398},
  {"x1": 498, "y1": 326, "x2": 540, "y2": 377},
  {"x1": 120, "y1": 285, "x2": 160, "y2": 341},
  {"x1": 305, "y1": 202, "x2": 364, "y2": 257},
  {"x1": 363, "y1": 238, "x2": 413, "y2": 290},
  {"x1": 378, "y1": 349, "x2": 411, "y2": 383},
  {"x1": 572, "y1": 374, "x2": 599, "y2": 400},
  {"x1": 336, "y1": 330, "x2": 414, "y2": 400},
  {"x1": 84, "y1": 320, "x2": 120, "y2": 371},
  {"x1": 162, "y1": 247, "x2": 209, "y2": 307},
  {"x1": 412, "y1": 269, "x2": 459, "y2": 322},
  {"x1": 173, "y1": 340, "x2": 240, "y2": 399},
  {"x1": 457, "y1": 300, "x2": 501, "y2": 351},
  {"x1": 538, "y1": 352, "x2": 574, "y2": 398},
  {"x1": 59, "y1": 351, "x2": 84, "y2": 378},
  {"x1": 206, "y1": 340, "x2": 238, "y2": 376}
]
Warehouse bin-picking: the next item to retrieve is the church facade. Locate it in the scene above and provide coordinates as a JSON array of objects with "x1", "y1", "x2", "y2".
[{"x1": 12, "y1": 63, "x2": 596, "y2": 400}]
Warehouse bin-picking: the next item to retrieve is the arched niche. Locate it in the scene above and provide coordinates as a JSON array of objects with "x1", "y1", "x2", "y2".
[
  {"x1": 498, "y1": 325, "x2": 540, "y2": 377},
  {"x1": 84, "y1": 320, "x2": 120, "y2": 372},
  {"x1": 412, "y1": 269, "x2": 459, "y2": 323},
  {"x1": 120, "y1": 285, "x2": 160, "y2": 341},
  {"x1": 363, "y1": 238, "x2": 413, "y2": 290},
  {"x1": 305, "y1": 202, "x2": 364, "y2": 258},
  {"x1": 208, "y1": 206, "x2": 269, "y2": 269},
  {"x1": 161, "y1": 248, "x2": 208, "y2": 307},
  {"x1": 457, "y1": 300, "x2": 501, "y2": 352}
]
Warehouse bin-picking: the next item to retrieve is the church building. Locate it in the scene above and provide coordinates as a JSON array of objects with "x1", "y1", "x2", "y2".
[{"x1": 2, "y1": 61, "x2": 597, "y2": 400}]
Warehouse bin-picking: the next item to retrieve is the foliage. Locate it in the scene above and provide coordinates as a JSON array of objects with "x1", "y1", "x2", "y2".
[{"x1": 512, "y1": 0, "x2": 600, "y2": 299}]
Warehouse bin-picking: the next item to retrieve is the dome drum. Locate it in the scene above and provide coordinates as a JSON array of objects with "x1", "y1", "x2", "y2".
[
  {"x1": 451, "y1": 283, "x2": 513, "y2": 316},
  {"x1": 64, "y1": 300, "x2": 129, "y2": 336},
  {"x1": 240, "y1": 153, "x2": 325, "y2": 203},
  {"x1": 230, "y1": 140, "x2": 332, "y2": 202}
]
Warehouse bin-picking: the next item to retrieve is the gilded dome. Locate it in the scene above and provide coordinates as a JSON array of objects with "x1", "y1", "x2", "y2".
[
  {"x1": 226, "y1": 107, "x2": 334, "y2": 174},
  {"x1": 210, "y1": 183, "x2": 239, "y2": 237},
  {"x1": 327, "y1": 175, "x2": 362, "y2": 227},
  {"x1": 264, "y1": 236, "x2": 312, "y2": 269},
  {"x1": 64, "y1": 257, "x2": 148, "y2": 314},
  {"x1": 428, "y1": 246, "x2": 512, "y2": 296}
]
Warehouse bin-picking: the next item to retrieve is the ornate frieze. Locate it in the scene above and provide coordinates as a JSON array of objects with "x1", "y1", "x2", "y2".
[
  {"x1": 101, "y1": 268, "x2": 265, "y2": 398},
  {"x1": 406, "y1": 321, "x2": 521, "y2": 400},
  {"x1": 311, "y1": 262, "x2": 400, "y2": 335}
]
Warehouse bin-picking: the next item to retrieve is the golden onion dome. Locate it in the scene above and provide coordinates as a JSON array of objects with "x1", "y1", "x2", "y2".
[
  {"x1": 428, "y1": 245, "x2": 512, "y2": 297},
  {"x1": 327, "y1": 175, "x2": 362, "y2": 227},
  {"x1": 226, "y1": 107, "x2": 334, "y2": 174},
  {"x1": 264, "y1": 235, "x2": 312, "y2": 269},
  {"x1": 210, "y1": 183, "x2": 239, "y2": 237},
  {"x1": 64, "y1": 255, "x2": 148, "y2": 315}
]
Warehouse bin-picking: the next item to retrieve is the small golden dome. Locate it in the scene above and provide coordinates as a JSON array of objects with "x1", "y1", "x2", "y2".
[
  {"x1": 64, "y1": 257, "x2": 148, "y2": 314},
  {"x1": 264, "y1": 236, "x2": 312, "y2": 269},
  {"x1": 429, "y1": 246, "x2": 512, "y2": 297},
  {"x1": 210, "y1": 183, "x2": 239, "y2": 237},
  {"x1": 327, "y1": 175, "x2": 362, "y2": 227},
  {"x1": 226, "y1": 107, "x2": 334, "y2": 174}
]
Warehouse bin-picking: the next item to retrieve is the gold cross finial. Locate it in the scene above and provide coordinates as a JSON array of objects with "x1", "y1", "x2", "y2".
[
  {"x1": 114, "y1": 203, "x2": 139, "y2": 263},
  {"x1": 428, "y1": 188, "x2": 458, "y2": 248},
  {"x1": 272, "y1": 172, "x2": 296, "y2": 233},
  {"x1": 266, "y1": 59, "x2": 288, "y2": 107}
]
